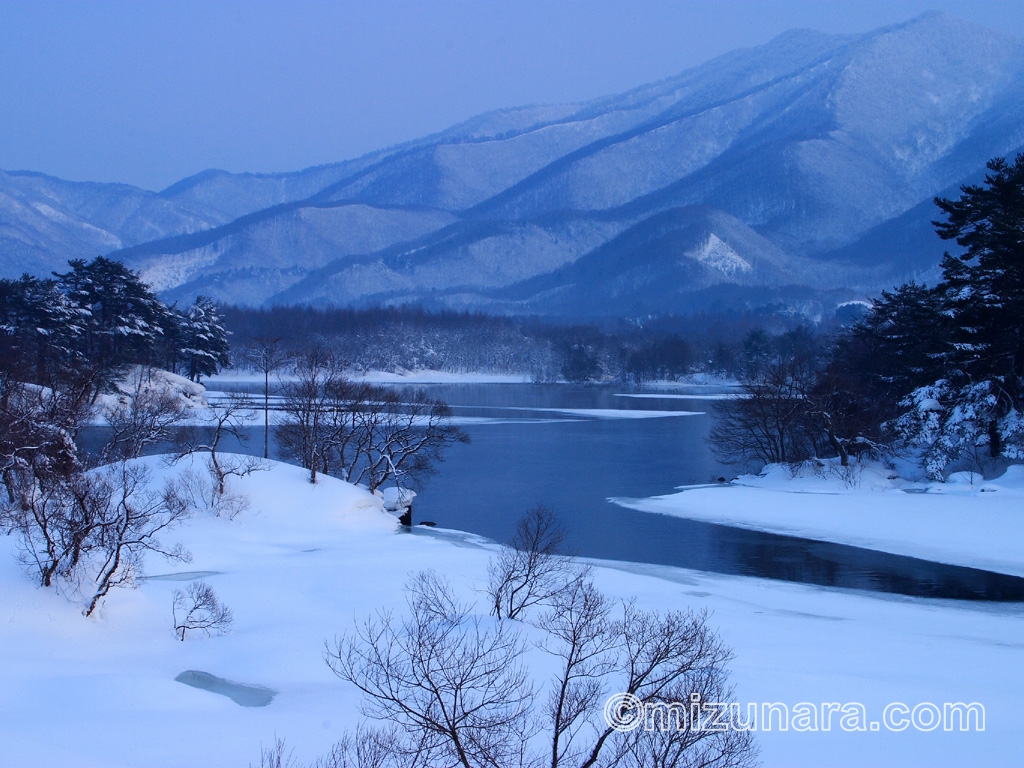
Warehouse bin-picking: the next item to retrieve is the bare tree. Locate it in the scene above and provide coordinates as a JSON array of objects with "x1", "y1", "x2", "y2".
[
  {"x1": 353, "y1": 388, "x2": 469, "y2": 494},
  {"x1": 178, "y1": 392, "x2": 266, "y2": 499},
  {"x1": 101, "y1": 367, "x2": 189, "y2": 462},
  {"x1": 534, "y1": 571, "x2": 757, "y2": 768},
  {"x1": 577, "y1": 603, "x2": 756, "y2": 768},
  {"x1": 276, "y1": 345, "x2": 346, "y2": 484},
  {"x1": 536, "y1": 577, "x2": 616, "y2": 768},
  {"x1": 244, "y1": 336, "x2": 290, "y2": 459},
  {"x1": 1, "y1": 376, "x2": 103, "y2": 587},
  {"x1": 7, "y1": 469, "x2": 107, "y2": 587},
  {"x1": 83, "y1": 462, "x2": 192, "y2": 616},
  {"x1": 314, "y1": 378, "x2": 371, "y2": 483},
  {"x1": 326, "y1": 571, "x2": 536, "y2": 768},
  {"x1": 488, "y1": 505, "x2": 587, "y2": 620},
  {"x1": 277, "y1": 347, "x2": 467, "y2": 491},
  {"x1": 8, "y1": 458, "x2": 193, "y2": 615},
  {"x1": 327, "y1": 570, "x2": 756, "y2": 768},
  {"x1": 708, "y1": 360, "x2": 816, "y2": 469},
  {"x1": 614, "y1": 680, "x2": 757, "y2": 768},
  {"x1": 172, "y1": 580, "x2": 233, "y2": 640}
]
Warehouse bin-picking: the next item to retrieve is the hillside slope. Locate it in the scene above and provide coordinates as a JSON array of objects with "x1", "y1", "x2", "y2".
[{"x1": 4, "y1": 13, "x2": 1023, "y2": 317}]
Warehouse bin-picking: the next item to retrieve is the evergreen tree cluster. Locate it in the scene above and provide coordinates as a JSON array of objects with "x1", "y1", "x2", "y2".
[
  {"x1": 718, "y1": 154, "x2": 1024, "y2": 478},
  {"x1": 847, "y1": 155, "x2": 1024, "y2": 476},
  {"x1": 0, "y1": 256, "x2": 230, "y2": 390}
]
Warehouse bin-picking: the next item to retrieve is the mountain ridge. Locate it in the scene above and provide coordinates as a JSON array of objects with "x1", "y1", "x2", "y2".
[{"x1": 3, "y1": 12, "x2": 1022, "y2": 319}]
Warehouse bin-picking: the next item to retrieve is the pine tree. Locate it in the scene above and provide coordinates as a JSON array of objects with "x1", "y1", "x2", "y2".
[
  {"x1": 0, "y1": 275, "x2": 81, "y2": 382},
  {"x1": 933, "y1": 155, "x2": 1024, "y2": 457},
  {"x1": 894, "y1": 155, "x2": 1024, "y2": 475},
  {"x1": 179, "y1": 296, "x2": 230, "y2": 383},
  {"x1": 847, "y1": 284, "x2": 947, "y2": 407},
  {"x1": 55, "y1": 257, "x2": 169, "y2": 386}
]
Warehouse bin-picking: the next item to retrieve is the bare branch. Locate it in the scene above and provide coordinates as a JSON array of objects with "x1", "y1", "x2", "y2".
[
  {"x1": 172, "y1": 580, "x2": 234, "y2": 640},
  {"x1": 487, "y1": 505, "x2": 586, "y2": 621},
  {"x1": 326, "y1": 570, "x2": 536, "y2": 768}
]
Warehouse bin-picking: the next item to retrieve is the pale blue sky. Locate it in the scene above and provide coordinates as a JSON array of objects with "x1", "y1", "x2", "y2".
[{"x1": 2, "y1": 1, "x2": 1022, "y2": 191}]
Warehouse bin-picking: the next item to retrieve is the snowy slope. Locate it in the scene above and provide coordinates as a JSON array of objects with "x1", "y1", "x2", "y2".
[{"x1": 1, "y1": 455, "x2": 1021, "y2": 767}]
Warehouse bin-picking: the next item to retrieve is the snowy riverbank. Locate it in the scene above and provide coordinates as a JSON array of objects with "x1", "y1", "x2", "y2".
[
  {"x1": 1, "y1": 456, "x2": 1020, "y2": 767},
  {"x1": 613, "y1": 460, "x2": 1024, "y2": 577}
]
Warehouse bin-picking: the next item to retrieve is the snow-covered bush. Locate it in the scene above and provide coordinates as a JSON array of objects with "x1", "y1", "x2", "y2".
[{"x1": 895, "y1": 380, "x2": 1024, "y2": 479}]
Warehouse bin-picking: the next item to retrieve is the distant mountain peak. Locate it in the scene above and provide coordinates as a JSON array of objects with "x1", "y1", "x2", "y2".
[{"x1": 3, "y1": 14, "x2": 1023, "y2": 320}]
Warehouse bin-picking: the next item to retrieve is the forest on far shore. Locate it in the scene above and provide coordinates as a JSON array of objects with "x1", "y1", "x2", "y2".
[{"x1": 221, "y1": 301, "x2": 841, "y2": 385}]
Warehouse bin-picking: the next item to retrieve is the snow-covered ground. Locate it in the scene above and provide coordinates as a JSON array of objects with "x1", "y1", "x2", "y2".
[
  {"x1": 88, "y1": 366, "x2": 208, "y2": 425},
  {"x1": 613, "y1": 460, "x2": 1024, "y2": 577},
  {"x1": 1, "y1": 456, "x2": 1020, "y2": 767}
]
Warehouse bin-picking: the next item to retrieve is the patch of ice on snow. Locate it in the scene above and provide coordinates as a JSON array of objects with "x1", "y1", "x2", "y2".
[{"x1": 175, "y1": 670, "x2": 276, "y2": 707}]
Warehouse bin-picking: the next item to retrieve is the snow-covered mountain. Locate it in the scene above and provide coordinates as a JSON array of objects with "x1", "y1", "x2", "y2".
[{"x1": 3, "y1": 12, "x2": 1023, "y2": 317}]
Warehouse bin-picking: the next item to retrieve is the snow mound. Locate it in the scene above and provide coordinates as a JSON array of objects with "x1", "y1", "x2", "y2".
[
  {"x1": 95, "y1": 365, "x2": 208, "y2": 417},
  {"x1": 735, "y1": 458, "x2": 901, "y2": 493}
]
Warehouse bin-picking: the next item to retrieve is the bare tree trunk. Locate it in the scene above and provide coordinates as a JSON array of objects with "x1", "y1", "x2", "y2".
[
  {"x1": 822, "y1": 413, "x2": 849, "y2": 466},
  {"x1": 989, "y1": 420, "x2": 1002, "y2": 458}
]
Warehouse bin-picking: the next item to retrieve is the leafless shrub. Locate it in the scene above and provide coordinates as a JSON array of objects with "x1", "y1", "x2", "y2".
[
  {"x1": 176, "y1": 392, "x2": 267, "y2": 514},
  {"x1": 326, "y1": 567, "x2": 757, "y2": 768},
  {"x1": 326, "y1": 570, "x2": 536, "y2": 768},
  {"x1": 254, "y1": 728, "x2": 406, "y2": 768},
  {"x1": 487, "y1": 504, "x2": 589, "y2": 620},
  {"x1": 83, "y1": 462, "x2": 192, "y2": 616},
  {"x1": 310, "y1": 726, "x2": 407, "y2": 768},
  {"x1": 102, "y1": 367, "x2": 189, "y2": 461},
  {"x1": 8, "y1": 459, "x2": 192, "y2": 616},
  {"x1": 8, "y1": 469, "x2": 105, "y2": 587},
  {"x1": 253, "y1": 737, "x2": 299, "y2": 768},
  {"x1": 176, "y1": 465, "x2": 250, "y2": 519},
  {"x1": 172, "y1": 580, "x2": 234, "y2": 640}
]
